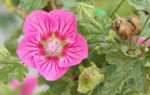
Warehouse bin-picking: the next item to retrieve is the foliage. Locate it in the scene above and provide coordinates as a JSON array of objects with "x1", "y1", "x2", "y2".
[
  {"x1": 102, "y1": 50, "x2": 150, "y2": 95},
  {"x1": 128, "y1": 0, "x2": 150, "y2": 12},
  {"x1": 78, "y1": 64, "x2": 104, "y2": 93},
  {"x1": 0, "y1": 0, "x2": 150, "y2": 95},
  {"x1": 20, "y1": 0, "x2": 51, "y2": 13},
  {"x1": 0, "y1": 46, "x2": 28, "y2": 84}
]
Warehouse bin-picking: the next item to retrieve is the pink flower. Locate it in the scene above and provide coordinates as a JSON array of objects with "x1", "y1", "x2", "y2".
[
  {"x1": 10, "y1": 76, "x2": 38, "y2": 95},
  {"x1": 17, "y1": 10, "x2": 88, "y2": 81},
  {"x1": 132, "y1": 36, "x2": 150, "y2": 46}
]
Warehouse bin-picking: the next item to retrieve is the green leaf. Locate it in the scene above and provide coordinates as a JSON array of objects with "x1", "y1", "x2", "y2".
[
  {"x1": 0, "y1": 46, "x2": 28, "y2": 84},
  {"x1": 38, "y1": 90, "x2": 55, "y2": 95},
  {"x1": 101, "y1": 50, "x2": 150, "y2": 95},
  {"x1": 78, "y1": 21, "x2": 103, "y2": 43},
  {"x1": 128, "y1": 0, "x2": 150, "y2": 12},
  {"x1": 78, "y1": 64, "x2": 104, "y2": 94},
  {"x1": 106, "y1": 49, "x2": 135, "y2": 65},
  {"x1": 38, "y1": 75, "x2": 71, "y2": 95},
  {"x1": 89, "y1": 50, "x2": 107, "y2": 68},
  {"x1": 0, "y1": 50, "x2": 28, "y2": 91},
  {"x1": 20, "y1": 0, "x2": 50, "y2": 13},
  {"x1": 77, "y1": 3, "x2": 111, "y2": 44},
  {"x1": 78, "y1": 14, "x2": 111, "y2": 44},
  {"x1": 78, "y1": 3, "x2": 96, "y2": 20},
  {"x1": 10, "y1": 0, "x2": 20, "y2": 7},
  {"x1": 70, "y1": 81, "x2": 85, "y2": 95},
  {"x1": 0, "y1": 60, "x2": 28, "y2": 84},
  {"x1": 0, "y1": 45, "x2": 10, "y2": 60},
  {"x1": 105, "y1": 30, "x2": 116, "y2": 42}
]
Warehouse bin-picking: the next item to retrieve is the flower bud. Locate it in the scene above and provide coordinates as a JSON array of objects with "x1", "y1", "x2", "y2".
[
  {"x1": 106, "y1": 30, "x2": 116, "y2": 42},
  {"x1": 78, "y1": 64, "x2": 104, "y2": 93},
  {"x1": 144, "y1": 47, "x2": 149, "y2": 53},
  {"x1": 78, "y1": 3, "x2": 96, "y2": 20}
]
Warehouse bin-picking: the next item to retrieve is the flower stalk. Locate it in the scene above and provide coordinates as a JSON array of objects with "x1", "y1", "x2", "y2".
[
  {"x1": 141, "y1": 36, "x2": 150, "y2": 44},
  {"x1": 109, "y1": 0, "x2": 125, "y2": 18}
]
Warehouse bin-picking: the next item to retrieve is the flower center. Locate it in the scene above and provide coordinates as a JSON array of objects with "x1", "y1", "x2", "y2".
[{"x1": 44, "y1": 39, "x2": 61, "y2": 55}]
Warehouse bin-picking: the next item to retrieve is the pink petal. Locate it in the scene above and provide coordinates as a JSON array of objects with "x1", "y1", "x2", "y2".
[
  {"x1": 17, "y1": 33, "x2": 42, "y2": 68},
  {"x1": 10, "y1": 80, "x2": 20, "y2": 89},
  {"x1": 50, "y1": 9, "x2": 77, "y2": 43},
  {"x1": 59, "y1": 33, "x2": 88, "y2": 67},
  {"x1": 35, "y1": 56, "x2": 69, "y2": 81},
  {"x1": 10, "y1": 76, "x2": 38, "y2": 95},
  {"x1": 132, "y1": 36, "x2": 150, "y2": 46},
  {"x1": 20, "y1": 76, "x2": 38, "y2": 95},
  {"x1": 132, "y1": 36, "x2": 144, "y2": 45},
  {"x1": 146, "y1": 40, "x2": 150, "y2": 46},
  {"x1": 24, "y1": 10, "x2": 58, "y2": 35}
]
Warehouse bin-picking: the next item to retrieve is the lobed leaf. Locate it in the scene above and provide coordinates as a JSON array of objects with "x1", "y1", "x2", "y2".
[
  {"x1": 101, "y1": 50, "x2": 150, "y2": 95},
  {"x1": 0, "y1": 60, "x2": 28, "y2": 84},
  {"x1": 78, "y1": 64, "x2": 104, "y2": 94},
  {"x1": 20, "y1": 0, "x2": 50, "y2": 13},
  {"x1": 128, "y1": 0, "x2": 150, "y2": 12},
  {"x1": 0, "y1": 46, "x2": 28, "y2": 84}
]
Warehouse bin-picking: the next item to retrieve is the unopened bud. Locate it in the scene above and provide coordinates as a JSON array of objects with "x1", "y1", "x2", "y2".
[
  {"x1": 78, "y1": 64, "x2": 104, "y2": 93},
  {"x1": 144, "y1": 47, "x2": 149, "y2": 53},
  {"x1": 78, "y1": 3, "x2": 96, "y2": 20}
]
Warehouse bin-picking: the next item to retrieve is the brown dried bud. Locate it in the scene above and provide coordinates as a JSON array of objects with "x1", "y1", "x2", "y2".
[
  {"x1": 128, "y1": 13, "x2": 141, "y2": 35},
  {"x1": 112, "y1": 14, "x2": 141, "y2": 40},
  {"x1": 112, "y1": 15, "x2": 135, "y2": 40}
]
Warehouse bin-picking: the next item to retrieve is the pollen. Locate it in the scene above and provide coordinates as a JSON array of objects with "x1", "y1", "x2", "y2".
[{"x1": 44, "y1": 39, "x2": 61, "y2": 55}]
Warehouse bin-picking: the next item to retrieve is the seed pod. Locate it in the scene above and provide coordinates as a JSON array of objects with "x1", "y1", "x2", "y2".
[
  {"x1": 112, "y1": 15, "x2": 135, "y2": 40},
  {"x1": 127, "y1": 13, "x2": 141, "y2": 35}
]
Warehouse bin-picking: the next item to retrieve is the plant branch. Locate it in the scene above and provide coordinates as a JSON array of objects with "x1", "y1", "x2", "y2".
[
  {"x1": 141, "y1": 36, "x2": 150, "y2": 44},
  {"x1": 90, "y1": 19, "x2": 119, "y2": 49},
  {"x1": 109, "y1": 0, "x2": 125, "y2": 18},
  {"x1": 90, "y1": 0, "x2": 95, "y2": 6}
]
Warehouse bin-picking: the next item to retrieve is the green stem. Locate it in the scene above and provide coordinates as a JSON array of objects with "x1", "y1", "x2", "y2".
[
  {"x1": 111, "y1": 40, "x2": 118, "y2": 49},
  {"x1": 61, "y1": 76, "x2": 74, "y2": 86},
  {"x1": 90, "y1": 19, "x2": 119, "y2": 49},
  {"x1": 90, "y1": 0, "x2": 95, "y2": 6},
  {"x1": 135, "y1": 14, "x2": 150, "y2": 42},
  {"x1": 109, "y1": 0, "x2": 125, "y2": 18},
  {"x1": 141, "y1": 36, "x2": 150, "y2": 44}
]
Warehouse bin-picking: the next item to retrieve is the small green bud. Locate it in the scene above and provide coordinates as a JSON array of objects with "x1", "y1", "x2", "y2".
[
  {"x1": 78, "y1": 3, "x2": 96, "y2": 20},
  {"x1": 94, "y1": 45, "x2": 102, "y2": 55},
  {"x1": 106, "y1": 30, "x2": 116, "y2": 42},
  {"x1": 144, "y1": 47, "x2": 149, "y2": 53},
  {"x1": 78, "y1": 63, "x2": 104, "y2": 94},
  {"x1": 139, "y1": 44, "x2": 147, "y2": 52},
  {"x1": 146, "y1": 74, "x2": 150, "y2": 80},
  {"x1": 0, "y1": 45, "x2": 10, "y2": 60}
]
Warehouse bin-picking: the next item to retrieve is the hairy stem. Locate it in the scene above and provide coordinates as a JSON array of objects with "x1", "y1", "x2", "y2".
[
  {"x1": 126, "y1": 37, "x2": 132, "y2": 54},
  {"x1": 135, "y1": 14, "x2": 150, "y2": 42},
  {"x1": 90, "y1": 19, "x2": 119, "y2": 49},
  {"x1": 141, "y1": 36, "x2": 150, "y2": 44},
  {"x1": 90, "y1": 0, "x2": 95, "y2": 6},
  {"x1": 109, "y1": 0, "x2": 125, "y2": 18}
]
